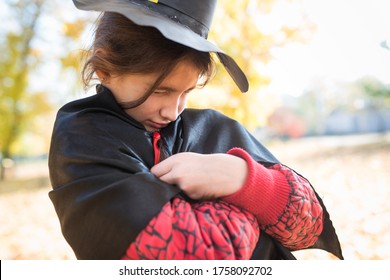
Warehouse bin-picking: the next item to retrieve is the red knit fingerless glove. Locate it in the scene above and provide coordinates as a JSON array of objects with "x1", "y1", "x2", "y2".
[{"x1": 222, "y1": 148, "x2": 291, "y2": 225}]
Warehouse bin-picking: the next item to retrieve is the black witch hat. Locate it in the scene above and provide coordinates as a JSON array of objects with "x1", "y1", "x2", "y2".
[{"x1": 73, "y1": 0, "x2": 249, "y2": 92}]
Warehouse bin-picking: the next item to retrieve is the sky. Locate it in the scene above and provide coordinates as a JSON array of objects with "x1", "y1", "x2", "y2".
[{"x1": 259, "y1": 0, "x2": 390, "y2": 97}]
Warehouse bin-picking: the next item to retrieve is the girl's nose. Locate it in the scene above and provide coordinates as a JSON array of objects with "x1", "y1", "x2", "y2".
[{"x1": 160, "y1": 97, "x2": 181, "y2": 122}]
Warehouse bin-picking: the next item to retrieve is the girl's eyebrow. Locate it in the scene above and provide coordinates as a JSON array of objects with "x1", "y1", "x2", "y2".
[{"x1": 156, "y1": 85, "x2": 196, "y2": 92}]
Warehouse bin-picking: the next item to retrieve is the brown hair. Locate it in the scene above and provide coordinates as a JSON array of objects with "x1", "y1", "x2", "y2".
[{"x1": 82, "y1": 12, "x2": 215, "y2": 108}]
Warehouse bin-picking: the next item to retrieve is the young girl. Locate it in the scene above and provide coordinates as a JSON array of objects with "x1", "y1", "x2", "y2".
[{"x1": 48, "y1": 0, "x2": 343, "y2": 260}]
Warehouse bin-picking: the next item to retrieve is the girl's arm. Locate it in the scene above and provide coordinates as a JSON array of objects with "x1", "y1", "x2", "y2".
[
  {"x1": 223, "y1": 148, "x2": 323, "y2": 250},
  {"x1": 152, "y1": 148, "x2": 323, "y2": 250},
  {"x1": 121, "y1": 198, "x2": 259, "y2": 260}
]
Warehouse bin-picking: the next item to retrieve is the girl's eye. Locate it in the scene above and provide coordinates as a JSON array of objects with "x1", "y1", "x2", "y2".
[{"x1": 153, "y1": 90, "x2": 168, "y2": 95}]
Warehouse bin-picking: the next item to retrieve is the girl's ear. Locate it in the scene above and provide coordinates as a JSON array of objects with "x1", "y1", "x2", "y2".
[{"x1": 96, "y1": 70, "x2": 110, "y2": 84}]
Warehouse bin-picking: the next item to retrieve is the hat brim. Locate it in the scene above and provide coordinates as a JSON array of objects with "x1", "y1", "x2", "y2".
[{"x1": 73, "y1": 0, "x2": 249, "y2": 92}]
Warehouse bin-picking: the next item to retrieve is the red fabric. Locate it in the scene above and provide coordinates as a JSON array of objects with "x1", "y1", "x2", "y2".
[
  {"x1": 121, "y1": 198, "x2": 259, "y2": 260},
  {"x1": 152, "y1": 132, "x2": 161, "y2": 165},
  {"x1": 223, "y1": 148, "x2": 323, "y2": 250},
  {"x1": 261, "y1": 164, "x2": 323, "y2": 250},
  {"x1": 223, "y1": 148, "x2": 291, "y2": 225}
]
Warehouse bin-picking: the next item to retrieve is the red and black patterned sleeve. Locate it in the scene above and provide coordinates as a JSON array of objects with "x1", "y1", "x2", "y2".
[
  {"x1": 121, "y1": 198, "x2": 259, "y2": 260},
  {"x1": 121, "y1": 148, "x2": 323, "y2": 259},
  {"x1": 223, "y1": 148, "x2": 323, "y2": 250}
]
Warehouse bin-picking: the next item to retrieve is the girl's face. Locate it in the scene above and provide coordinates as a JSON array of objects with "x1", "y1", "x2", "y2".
[{"x1": 104, "y1": 60, "x2": 200, "y2": 131}]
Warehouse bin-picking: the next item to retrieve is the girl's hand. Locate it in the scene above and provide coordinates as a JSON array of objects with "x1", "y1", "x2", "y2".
[{"x1": 150, "y1": 152, "x2": 248, "y2": 200}]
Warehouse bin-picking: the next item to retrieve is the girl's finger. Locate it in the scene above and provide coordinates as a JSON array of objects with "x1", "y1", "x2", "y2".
[{"x1": 150, "y1": 158, "x2": 170, "y2": 177}]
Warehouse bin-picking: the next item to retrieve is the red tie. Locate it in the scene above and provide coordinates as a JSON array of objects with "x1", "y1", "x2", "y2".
[{"x1": 152, "y1": 131, "x2": 161, "y2": 165}]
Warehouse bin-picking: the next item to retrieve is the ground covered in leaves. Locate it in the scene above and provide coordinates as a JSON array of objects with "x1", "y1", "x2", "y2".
[{"x1": 1, "y1": 133, "x2": 389, "y2": 260}]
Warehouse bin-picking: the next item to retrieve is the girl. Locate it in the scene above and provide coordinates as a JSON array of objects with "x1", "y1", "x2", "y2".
[{"x1": 48, "y1": 0, "x2": 343, "y2": 260}]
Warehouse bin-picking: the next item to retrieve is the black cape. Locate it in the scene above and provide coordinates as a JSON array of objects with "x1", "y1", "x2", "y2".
[{"x1": 49, "y1": 85, "x2": 343, "y2": 260}]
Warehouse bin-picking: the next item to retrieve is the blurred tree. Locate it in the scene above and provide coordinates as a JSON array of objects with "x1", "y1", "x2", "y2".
[
  {"x1": 188, "y1": 0, "x2": 316, "y2": 130},
  {"x1": 357, "y1": 76, "x2": 390, "y2": 106},
  {"x1": 0, "y1": 0, "x2": 88, "y2": 180}
]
